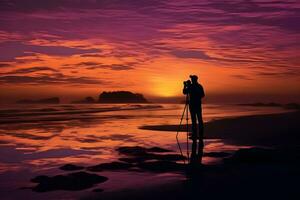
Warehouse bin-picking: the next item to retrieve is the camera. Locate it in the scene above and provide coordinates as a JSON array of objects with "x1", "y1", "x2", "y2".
[{"x1": 183, "y1": 80, "x2": 191, "y2": 86}]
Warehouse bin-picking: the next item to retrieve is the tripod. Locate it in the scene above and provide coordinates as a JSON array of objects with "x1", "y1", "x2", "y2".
[{"x1": 176, "y1": 94, "x2": 190, "y2": 164}]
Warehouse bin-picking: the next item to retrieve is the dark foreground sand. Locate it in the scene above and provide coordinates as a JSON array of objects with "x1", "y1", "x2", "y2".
[{"x1": 80, "y1": 111, "x2": 300, "y2": 200}]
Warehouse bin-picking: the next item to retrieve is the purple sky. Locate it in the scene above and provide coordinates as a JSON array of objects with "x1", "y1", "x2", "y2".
[{"x1": 0, "y1": 0, "x2": 299, "y2": 103}]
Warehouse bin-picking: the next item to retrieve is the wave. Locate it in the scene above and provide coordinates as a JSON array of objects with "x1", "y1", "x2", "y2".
[{"x1": 0, "y1": 104, "x2": 163, "y2": 124}]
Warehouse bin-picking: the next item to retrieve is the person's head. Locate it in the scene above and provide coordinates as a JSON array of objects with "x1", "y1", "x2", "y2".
[{"x1": 189, "y1": 75, "x2": 198, "y2": 84}]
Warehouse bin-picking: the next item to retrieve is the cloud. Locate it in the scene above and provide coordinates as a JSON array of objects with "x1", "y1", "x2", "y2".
[
  {"x1": 0, "y1": 0, "x2": 299, "y2": 95},
  {"x1": 0, "y1": 63, "x2": 12, "y2": 68},
  {"x1": 0, "y1": 66, "x2": 58, "y2": 75},
  {"x1": 207, "y1": 1, "x2": 300, "y2": 32},
  {"x1": 231, "y1": 74, "x2": 253, "y2": 80},
  {"x1": 80, "y1": 53, "x2": 102, "y2": 58},
  {"x1": 170, "y1": 49, "x2": 211, "y2": 60},
  {"x1": 0, "y1": 41, "x2": 100, "y2": 62},
  {"x1": 0, "y1": 73, "x2": 106, "y2": 85},
  {"x1": 108, "y1": 64, "x2": 134, "y2": 70},
  {"x1": 256, "y1": 70, "x2": 299, "y2": 77},
  {"x1": 86, "y1": 64, "x2": 134, "y2": 71},
  {"x1": 74, "y1": 62, "x2": 100, "y2": 67},
  {"x1": 72, "y1": 62, "x2": 135, "y2": 71},
  {"x1": 0, "y1": 0, "x2": 165, "y2": 12},
  {"x1": 0, "y1": 132, "x2": 56, "y2": 140},
  {"x1": 169, "y1": 48, "x2": 264, "y2": 64}
]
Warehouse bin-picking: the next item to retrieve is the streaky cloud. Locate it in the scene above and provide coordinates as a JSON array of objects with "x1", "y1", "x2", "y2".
[
  {"x1": 71, "y1": 62, "x2": 135, "y2": 71},
  {"x1": 170, "y1": 49, "x2": 211, "y2": 60},
  {"x1": 0, "y1": 41, "x2": 100, "y2": 62},
  {"x1": 0, "y1": 66, "x2": 58, "y2": 75},
  {"x1": 0, "y1": 74, "x2": 106, "y2": 85}
]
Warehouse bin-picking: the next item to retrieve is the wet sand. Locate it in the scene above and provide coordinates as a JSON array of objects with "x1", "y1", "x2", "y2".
[
  {"x1": 83, "y1": 111, "x2": 300, "y2": 200},
  {"x1": 140, "y1": 111, "x2": 300, "y2": 146},
  {"x1": 83, "y1": 161, "x2": 299, "y2": 200},
  {"x1": 0, "y1": 104, "x2": 298, "y2": 199}
]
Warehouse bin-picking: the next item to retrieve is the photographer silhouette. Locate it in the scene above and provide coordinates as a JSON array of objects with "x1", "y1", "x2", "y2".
[{"x1": 183, "y1": 75, "x2": 205, "y2": 164}]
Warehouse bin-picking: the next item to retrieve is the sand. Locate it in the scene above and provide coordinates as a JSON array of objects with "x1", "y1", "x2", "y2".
[
  {"x1": 82, "y1": 111, "x2": 300, "y2": 200},
  {"x1": 140, "y1": 111, "x2": 300, "y2": 146}
]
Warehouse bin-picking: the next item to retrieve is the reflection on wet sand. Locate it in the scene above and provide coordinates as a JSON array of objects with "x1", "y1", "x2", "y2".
[{"x1": 0, "y1": 103, "x2": 294, "y2": 199}]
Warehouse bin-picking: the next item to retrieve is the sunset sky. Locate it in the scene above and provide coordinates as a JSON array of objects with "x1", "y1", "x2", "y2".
[{"x1": 0, "y1": 0, "x2": 299, "y2": 103}]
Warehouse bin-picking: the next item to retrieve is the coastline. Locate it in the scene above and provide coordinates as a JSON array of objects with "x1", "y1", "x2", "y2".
[
  {"x1": 1, "y1": 106, "x2": 299, "y2": 200},
  {"x1": 82, "y1": 110, "x2": 300, "y2": 200},
  {"x1": 140, "y1": 110, "x2": 300, "y2": 146}
]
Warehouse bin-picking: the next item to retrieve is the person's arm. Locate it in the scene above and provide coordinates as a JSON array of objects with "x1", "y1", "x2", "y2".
[{"x1": 200, "y1": 85, "x2": 205, "y2": 98}]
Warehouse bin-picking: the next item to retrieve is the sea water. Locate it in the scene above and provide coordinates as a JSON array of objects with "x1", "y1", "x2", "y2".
[{"x1": 0, "y1": 103, "x2": 288, "y2": 199}]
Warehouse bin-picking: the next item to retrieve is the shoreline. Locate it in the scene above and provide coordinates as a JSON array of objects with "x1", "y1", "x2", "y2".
[
  {"x1": 140, "y1": 110, "x2": 300, "y2": 147},
  {"x1": 82, "y1": 110, "x2": 300, "y2": 199},
  {"x1": 1, "y1": 107, "x2": 299, "y2": 199}
]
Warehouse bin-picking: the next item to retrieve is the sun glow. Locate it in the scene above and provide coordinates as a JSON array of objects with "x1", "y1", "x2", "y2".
[{"x1": 150, "y1": 77, "x2": 182, "y2": 97}]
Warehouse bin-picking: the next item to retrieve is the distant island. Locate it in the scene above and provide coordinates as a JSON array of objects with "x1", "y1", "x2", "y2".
[
  {"x1": 72, "y1": 96, "x2": 96, "y2": 104},
  {"x1": 98, "y1": 91, "x2": 148, "y2": 103},
  {"x1": 16, "y1": 97, "x2": 60, "y2": 104}
]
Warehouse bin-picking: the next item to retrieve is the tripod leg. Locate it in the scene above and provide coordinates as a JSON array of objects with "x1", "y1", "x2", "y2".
[
  {"x1": 176, "y1": 103, "x2": 188, "y2": 164},
  {"x1": 179, "y1": 103, "x2": 187, "y2": 128}
]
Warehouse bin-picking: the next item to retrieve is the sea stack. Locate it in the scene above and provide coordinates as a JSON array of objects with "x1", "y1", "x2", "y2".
[{"x1": 98, "y1": 91, "x2": 148, "y2": 103}]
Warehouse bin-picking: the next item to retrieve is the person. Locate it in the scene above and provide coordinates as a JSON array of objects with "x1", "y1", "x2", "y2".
[{"x1": 183, "y1": 75, "x2": 205, "y2": 164}]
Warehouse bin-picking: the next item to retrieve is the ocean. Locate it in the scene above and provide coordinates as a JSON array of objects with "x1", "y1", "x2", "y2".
[{"x1": 0, "y1": 103, "x2": 288, "y2": 199}]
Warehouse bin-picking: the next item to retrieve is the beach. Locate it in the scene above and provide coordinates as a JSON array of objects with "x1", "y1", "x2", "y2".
[
  {"x1": 0, "y1": 104, "x2": 299, "y2": 200},
  {"x1": 140, "y1": 111, "x2": 300, "y2": 147},
  {"x1": 2, "y1": 0, "x2": 300, "y2": 199},
  {"x1": 86, "y1": 110, "x2": 300, "y2": 200}
]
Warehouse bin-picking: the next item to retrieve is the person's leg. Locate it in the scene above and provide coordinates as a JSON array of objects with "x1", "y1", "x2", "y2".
[
  {"x1": 196, "y1": 107, "x2": 204, "y2": 164},
  {"x1": 189, "y1": 107, "x2": 197, "y2": 140},
  {"x1": 190, "y1": 139, "x2": 197, "y2": 164},
  {"x1": 189, "y1": 108, "x2": 197, "y2": 162}
]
